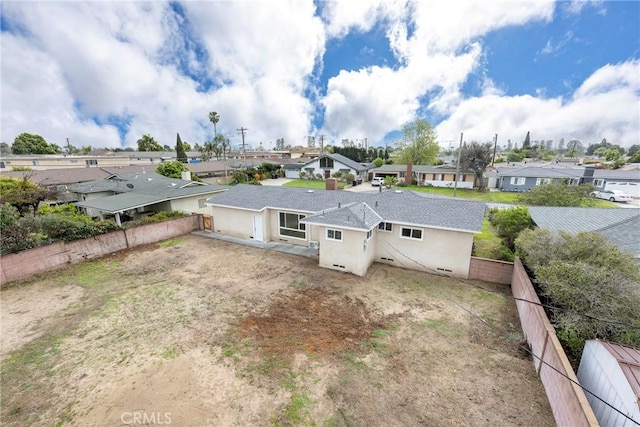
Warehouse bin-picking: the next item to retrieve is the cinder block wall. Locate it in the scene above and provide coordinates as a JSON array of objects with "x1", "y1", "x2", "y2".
[
  {"x1": 0, "y1": 215, "x2": 201, "y2": 287},
  {"x1": 468, "y1": 257, "x2": 513, "y2": 284}
]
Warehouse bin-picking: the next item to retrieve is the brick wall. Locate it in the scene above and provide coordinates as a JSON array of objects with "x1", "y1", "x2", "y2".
[
  {"x1": 468, "y1": 257, "x2": 513, "y2": 284},
  {"x1": 511, "y1": 258, "x2": 598, "y2": 426},
  {"x1": 0, "y1": 215, "x2": 201, "y2": 287}
]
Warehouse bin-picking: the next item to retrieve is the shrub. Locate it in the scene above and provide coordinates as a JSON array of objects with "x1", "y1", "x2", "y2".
[
  {"x1": 489, "y1": 206, "x2": 533, "y2": 250},
  {"x1": 515, "y1": 229, "x2": 640, "y2": 361},
  {"x1": 517, "y1": 183, "x2": 594, "y2": 207}
]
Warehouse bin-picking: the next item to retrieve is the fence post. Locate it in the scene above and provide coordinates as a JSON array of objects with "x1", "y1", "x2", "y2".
[{"x1": 537, "y1": 330, "x2": 550, "y2": 375}]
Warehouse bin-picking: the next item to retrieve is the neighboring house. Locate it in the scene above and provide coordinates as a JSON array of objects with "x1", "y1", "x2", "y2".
[
  {"x1": 371, "y1": 164, "x2": 477, "y2": 188},
  {"x1": 497, "y1": 165, "x2": 640, "y2": 195},
  {"x1": 283, "y1": 163, "x2": 305, "y2": 179},
  {"x1": 0, "y1": 153, "x2": 131, "y2": 170},
  {"x1": 288, "y1": 153, "x2": 374, "y2": 181},
  {"x1": 73, "y1": 172, "x2": 227, "y2": 225},
  {"x1": 206, "y1": 185, "x2": 485, "y2": 277},
  {"x1": 577, "y1": 340, "x2": 640, "y2": 426},
  {"x1": 527, "y1": 207, "x2": 640, "y2": 259}
]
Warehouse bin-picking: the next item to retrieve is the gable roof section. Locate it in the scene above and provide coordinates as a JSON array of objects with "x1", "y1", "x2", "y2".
[
  {"x1": 73, "y1": 172, "x2": 227, "y2": 213},
  {"x1": 207, "y1": 185, "x2": 485, "y2": 233},
  {"x1": 527, "y1": 207, "x2": 640, "y2": 258},
  {"x1": 302, "y1": 202, "x2": 382, "y2": 231},
  {"x1": 497, "y1": 166, "x2": 583, "y2": 179},
  {"x1": 300, "y1": 153, "x2": 371, "y2": 172}
]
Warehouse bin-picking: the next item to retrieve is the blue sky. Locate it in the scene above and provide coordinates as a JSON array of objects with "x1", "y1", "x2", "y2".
[{"x1": 1, "y1": 1, "x2": 638, "y2": 151}]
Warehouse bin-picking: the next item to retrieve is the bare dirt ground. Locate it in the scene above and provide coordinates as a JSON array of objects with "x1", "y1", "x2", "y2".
[{"x1": 0, "y1": 234, "x2": 554, "y2": 426}]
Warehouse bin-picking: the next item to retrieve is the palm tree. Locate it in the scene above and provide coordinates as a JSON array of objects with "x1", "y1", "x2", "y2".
[{"x1": 208, "y1": 111, "x2": 220, "y2": 137}]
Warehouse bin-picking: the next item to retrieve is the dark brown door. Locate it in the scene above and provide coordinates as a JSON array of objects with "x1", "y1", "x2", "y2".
[{"x1": 324, "y1": 169, "x2": 331, "y2": 179}]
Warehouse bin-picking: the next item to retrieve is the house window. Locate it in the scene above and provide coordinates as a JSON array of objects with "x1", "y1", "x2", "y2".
[
  {"x1": 326, "y1": 229, "x2": 342, "y2": 241},
  {"x1": 279, "y1": 212, "x2": 306, "y2": 239},
  {"x1": 32, "y1": 160, "x2": 40, "y2": 166},
  {"x1": 510, "y1": 177, "x2": 525, "y2": 185},
  {"x1": 70, "y1": 159, "x2": 78, "y2": 164},
  {"x1": 0, "y1": 162, "x2": 5, "y2": 169},
  {"x1": 86, "y1": 159, "x2": 98, "y2": 166},
  {"x1": 536, "y1": 178, "x2": 551, "y2": 186},
  {"x1": 593, "y1": 179, "x2": 604, "y2": 187},
  {"x1": 434, "y1": 174, "x2": 443, "y2": 181},
  {"x1": 319, "y1": 157, "x2": 334, "y2": 168},
  {"x1": 400, "y1": 227, "x2": 423, "y2": 240},
  {"x1": 198, "y1": 199, "x2": 206, "y2": 208},
  {"x1": 378, "y1": 222, "x2": 392, "y2": 232},
  {"x1": 366, "y1": 229, "x2": 373, "y2": 240}
]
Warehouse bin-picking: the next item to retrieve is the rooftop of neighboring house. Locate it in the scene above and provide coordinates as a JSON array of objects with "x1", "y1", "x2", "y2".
[
  {"x1": 0, "y1": 165, "x2": 150, "y2": 187},
  {"x1": 73, "y1": 172, "x2": 227, "y2": 214},
  {"x1": 527, "y1": 207, "x2": 640, "y2": 258},
  {"x1": 496, "y1": 165, "x2": 640, "y2": 180},
  {"x1": 372, "y1": 164, "x2": 475, "y2": 174},
  {"x1": 207, "y1": 184, "x2": 486, "y2": 233}
]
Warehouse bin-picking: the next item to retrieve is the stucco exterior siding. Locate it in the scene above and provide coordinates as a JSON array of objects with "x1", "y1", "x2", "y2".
[
  {"x1": 266, "y1": 209, "x2": 312, "y2": 246},
  {"x1": 375, "y1": 226, "x2": 473, "y2": 278},
  {"x1": 318, "y1": 227, "x2": 373, "y2": 276},
  {"x1": 212, "y1": 206, "x2": 256, "y2": 239},
  {"x1": 423, "y1": 180, "x2": 474, "y2": 189},
  {"x1": 170, "y1": 193, "x2": 219, "y2": 215}
]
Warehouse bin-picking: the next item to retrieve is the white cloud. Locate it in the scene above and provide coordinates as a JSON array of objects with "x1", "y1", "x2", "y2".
[
  {"x1": 434, "y1": 60, "x2": 640, "y2": 147},
  {"x1": 320, "y1": 0, "x2": 554, "y2": 144}
]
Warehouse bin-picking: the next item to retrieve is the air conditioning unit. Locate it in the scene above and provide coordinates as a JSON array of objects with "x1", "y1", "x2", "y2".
[{"x1": 308, "y1": 241, "x2": 319, "y2": 249}]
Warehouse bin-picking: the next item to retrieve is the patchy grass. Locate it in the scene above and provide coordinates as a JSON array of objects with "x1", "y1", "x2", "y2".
[
  {"x1": 284, "y1": 179, "x2": 346, "y2": 190},
  {"x1": 473, "y1": 218, "x2": 513, "y2": 261},
  {"x1": 406, "y1": 185, "x2": 519, "y2": 202},
  {"x1": 157, "y1": 237, "x2": 185, "y2": 248}
]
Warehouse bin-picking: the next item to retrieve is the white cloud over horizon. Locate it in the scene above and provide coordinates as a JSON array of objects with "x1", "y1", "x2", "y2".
[{"x1": 1, "y1": 0, "x2": 638, "y2": 152}]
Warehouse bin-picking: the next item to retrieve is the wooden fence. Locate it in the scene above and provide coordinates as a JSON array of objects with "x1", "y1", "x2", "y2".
[{"x1": 511, "y1": 258, "x2": 599, "y2": 426}]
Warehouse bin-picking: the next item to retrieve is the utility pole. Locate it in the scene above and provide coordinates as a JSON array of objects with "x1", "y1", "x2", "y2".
[
  {"x1": 66, "y1": 138, "x2": 72, "y2": 155},
  {"x1": 491, "y1": 133, "x2": 498, "y2": 166},
  {"x1": 319, "y1": 135, "x2": 324, "y2": 152},
  {"x1": 453, "y1": 132, "x2": 464, "y2": 198},
  {"x1": 237, "y1": 127, "x2": 248, "y2": 169}
]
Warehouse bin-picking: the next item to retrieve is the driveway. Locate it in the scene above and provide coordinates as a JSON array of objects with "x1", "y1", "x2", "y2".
[{"x1": 260, "y1": 177, "x2": 293, "y2": 186}]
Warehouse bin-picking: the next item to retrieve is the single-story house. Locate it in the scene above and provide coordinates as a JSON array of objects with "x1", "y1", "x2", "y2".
[
  {"x1": 206, "y1": 185, "x2": 486, "y2": 277},
  {"x1": 527, "y1": 207, "x2": 640, "y2": 259},
  {"x1": 371, "y1": 164, "x2": 477, "y2": 188},
  {"x1": 496, "y1": 165, "x2": 640, "y2": 195},
  {"x1": 577, "y1": 340, "x2": 640, "y2": 426},
  {"x1": 284, "y1": 153, "x2": 374, "y2": 182},
  {"x1": 73, "y1": 172, "x2": 227, "y2": 225}
]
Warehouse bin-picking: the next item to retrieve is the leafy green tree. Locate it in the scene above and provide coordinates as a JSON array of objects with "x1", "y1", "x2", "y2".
[
  {"x1": 11, "y1": 133, "x2": 61, "y2": 154},
  {"x1": 181, "y1": 141, "x2": 192, "y2": 151},
  {"x1": 627, "y1": 144, "x2": 640, "y2": 158},
  {"x1": 515, "y1": 229, "x2": 640, "y2": 360},
  {"x1": 384, "y1": 176, "x2": 397, "y2": 188},
  {"x1": 0, "y1": 142, "x2": 10, "y2": 155},
  {"x1": 628, "y1": 150, "x2": 640, "y2": 164},
  {"x1": 522, "y1": 131, "x2": 531, "y2": 149},
  {"x1": 137, "y1": 134, "x2": 163, "y2": 151},
  {"x1": 372, "y1": 157, "x2": 384, "y2": 167},
  {"x1": 275, "y1": 138, "x2": 286, "y2": 150},
  {"x1": 0, "y1": 176, "x2": 57, "y2": 215},
  {"x1": 459, "y1": 142, "x2": 493, "y2": 192},
  {"x1": 156, "y1": 161, "x2": 201, "y2": 182},
  {"x1": 0, "y1": 203, "x2": 20, "y2": 229},
  {"x1": 395, "y1": 119, "x2": 439, "y2": 165},
  {"x1": 518, "y1": 183, "x2": 594, "y2": 207},
  {"x1": 176, "y1": 133, "x2": 188, "y2": 163},
  {"x1": 506, "y1": 151, "x2": 525, "y2": 163},
  {"x1": 489, "y1": 206, "x2": 533, "y2": 250}
]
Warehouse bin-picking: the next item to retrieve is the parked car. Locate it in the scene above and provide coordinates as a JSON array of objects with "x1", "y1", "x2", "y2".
[
  {"x1": 371, "y1": 177, "x2": 384, "y2": 186},
  {"x1": 591, "y1": 190, "x2": 634, "y2": 202}
]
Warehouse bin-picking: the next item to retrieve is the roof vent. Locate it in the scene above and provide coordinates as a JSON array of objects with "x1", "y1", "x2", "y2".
[
  {"x1": 147, "y1": 178, "x2": 152, "y2": 181},
  {"x1": 306, "y1": 190, "x2": 314, "y2": 193},
  {"x1": 394, "y1": 190, "x2": 403, "y2": 193}
]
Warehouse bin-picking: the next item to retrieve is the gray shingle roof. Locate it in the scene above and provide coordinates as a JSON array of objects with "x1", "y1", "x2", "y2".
[
  {"x1": 528, "y1": 207, "x2": 640, "y2": 257},
  {"x1": 73, "y1": 172, "x2": 227, "y2": 213},
  {"x1": 372, "y1": 164, "x2": 474, "y2": 174},
  {"x1": 302, "y1": 202, "x2": 382, "y2": 230},
  {"x1": 207, "y1": 185, "x2": 485, "y2": 233},
  {"x1": 497, "y1": 166, "x2": 583, "y2": 179}
]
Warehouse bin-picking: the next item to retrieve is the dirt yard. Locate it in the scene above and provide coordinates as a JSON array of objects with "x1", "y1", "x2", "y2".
[{"x1": 1, "y1": 234, "x2": 553, "y2": 426}]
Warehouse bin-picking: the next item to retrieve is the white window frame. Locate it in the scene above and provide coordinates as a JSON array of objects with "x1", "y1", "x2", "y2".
[
  {"x1": 366, "y1": 229, "x2": 373, "y2": 240},
  {"x1": 279, "y1": 212, "x2": 306, "y2": 240},
  {"x1": 536, "y1": 178, "x2": 551, "y2": 186},
  {"x1": 326, "y1": 228, "x2": 342, "y2": 241},
  {"x1": 400, "y1": 227, "x2": 423, "y2": 241},
  {"x1": 510, "y1": 177, "x2": 526, "y2": 185},
  {"x1": 378, "y1": 222, "x2": 392, "y2": 232},
  {"x1": 593, "y1": 179, "x2": 604, "y2": 187}
]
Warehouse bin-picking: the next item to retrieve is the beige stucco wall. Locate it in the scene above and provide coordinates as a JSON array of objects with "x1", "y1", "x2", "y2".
[
  {"x1": 318, "y1": 227, "x2": 375, "y2": 276},
  {"x1": 212, "y1": 206, "x2": 256, "y2": 239},
  {"x1": 375, "y1": 224, "x2": 474, "y2": 278},
  {"x1": 170, "y1": 192, "x2": 223, "y2": 215},
  {"x1": 266, "y1": 208, "x2": 314, "y2": 246}
]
